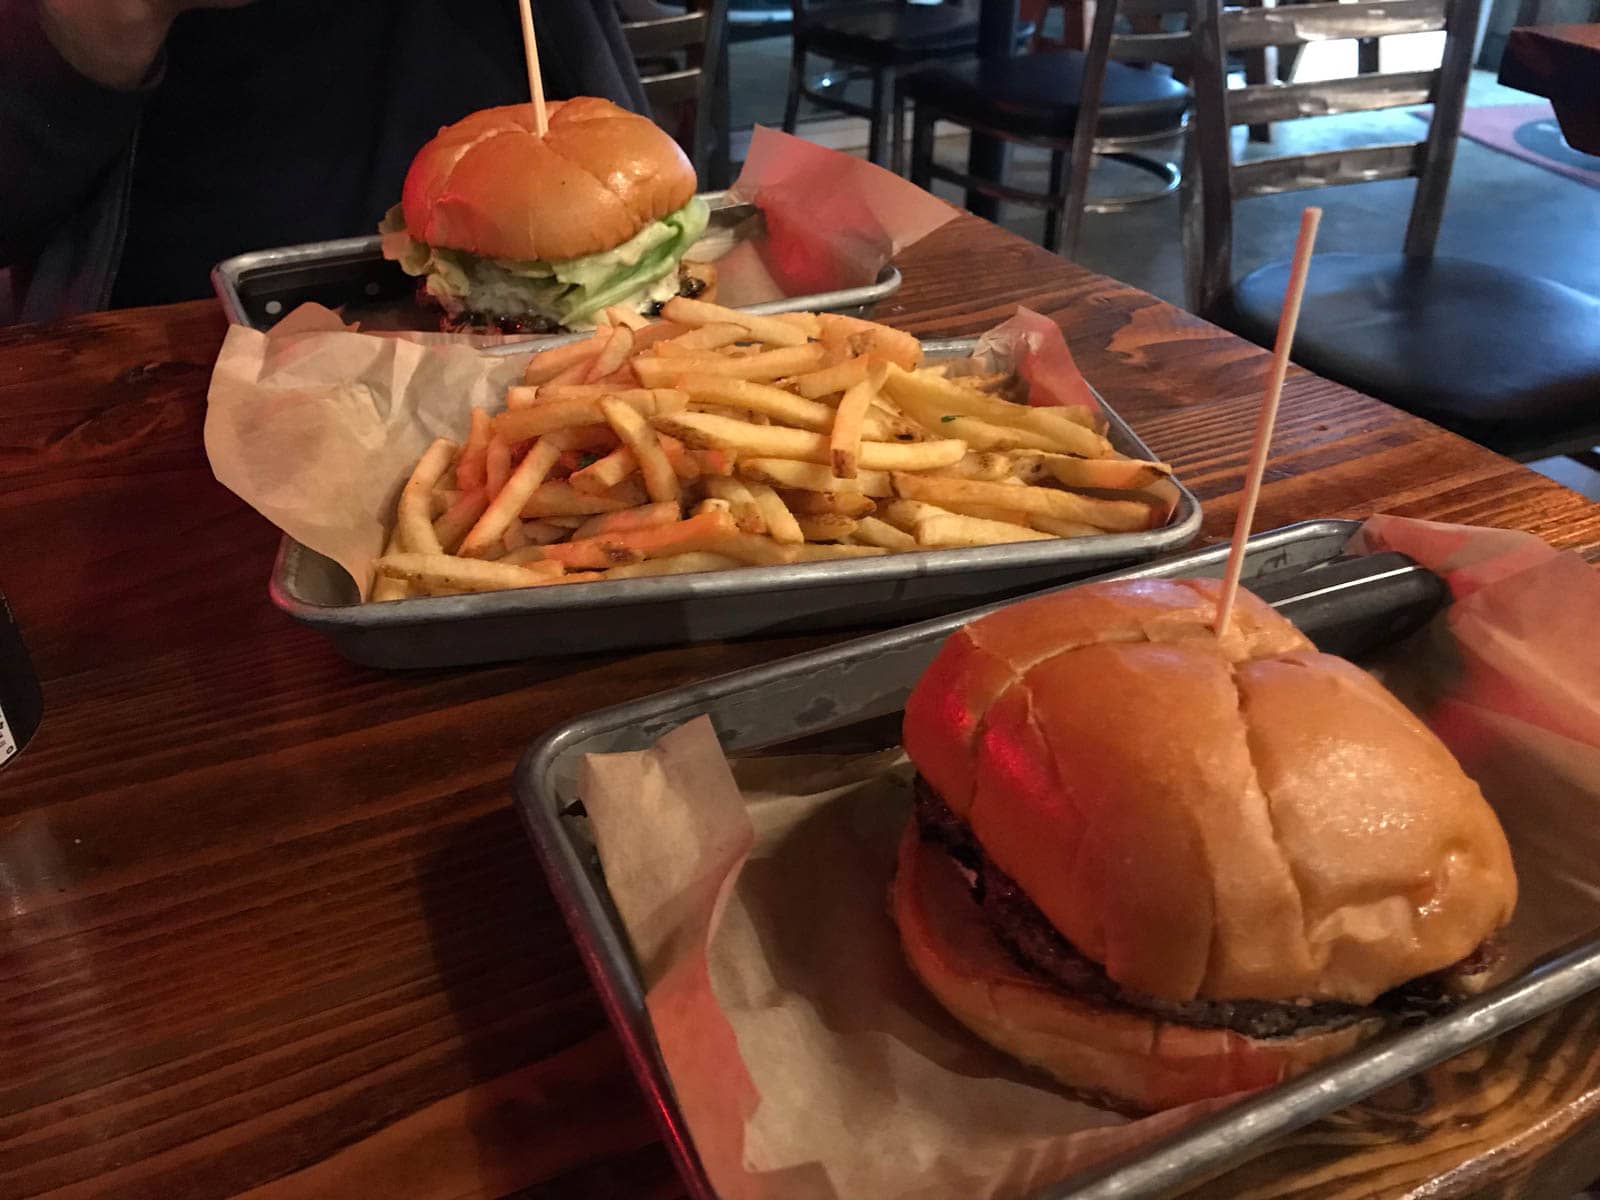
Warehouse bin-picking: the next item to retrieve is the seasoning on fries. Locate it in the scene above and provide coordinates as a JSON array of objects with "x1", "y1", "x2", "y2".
[{"x1": 369, "y1": 305, "x2": 1177, "y2": 599}]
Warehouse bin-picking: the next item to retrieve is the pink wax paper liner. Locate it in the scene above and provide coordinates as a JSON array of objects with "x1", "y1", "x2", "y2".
[
  {"x1": 725, "y1": 127, "x2": 959, "y2": 299},
  {"x1": 974, "y1": 308, "x2": 1102, "y2": 413},
  {"x1": 577, "y1": 515, "x2": 1600, "y2": 1200}
]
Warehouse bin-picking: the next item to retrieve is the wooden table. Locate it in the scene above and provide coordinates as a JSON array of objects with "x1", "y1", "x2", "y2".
[
  {"x1": 6, "y1": 214, "x2": 1600, "y2": 1200},
  {"x1": 1499, "y1": 23, "x2": 1600, "y2": 155}
]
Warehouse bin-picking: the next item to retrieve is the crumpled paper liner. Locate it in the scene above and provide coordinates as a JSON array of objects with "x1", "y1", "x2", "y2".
[{"x1": 577, "y1": 515, "x2": 1600, "y2": 1200}]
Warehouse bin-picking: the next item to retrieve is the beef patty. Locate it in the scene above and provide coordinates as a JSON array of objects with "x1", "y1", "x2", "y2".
[{"x1": 913, "y1": 776, "x2": 1497, "y2": 1040}]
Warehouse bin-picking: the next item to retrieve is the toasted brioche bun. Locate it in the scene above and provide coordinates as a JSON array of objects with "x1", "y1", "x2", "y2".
[
  {"x1": 401, "y1": 98, "x2": 697, "y2": 262},
  {"x1": 890, "y1": 823, "x2": 1382, "y2": 1112},
  {"x1": 901, "y1": 578, "x2": 1516, "y2": 1006}
]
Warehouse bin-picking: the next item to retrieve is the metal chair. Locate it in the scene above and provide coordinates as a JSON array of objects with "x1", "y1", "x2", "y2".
[
  {"x1": 623, "y1": 0, "x2": 732, "y2": 187},
  {"x1": 1183, "y1": 0, "x2": 1600, "y2": 462},
  {"x1": 904, "y1": 0, "x2": 1194, "y2": 255},
  {"x1": 782, "y1": 1, "x2": 1029, "y2": 169}
]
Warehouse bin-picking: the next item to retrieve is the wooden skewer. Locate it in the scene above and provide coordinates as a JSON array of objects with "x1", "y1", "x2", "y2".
[
  {"x1": 1213, "y1": 206, "x2": 1323, "y2": 638},
  {"x1": 517, "y1": 0, "x2": 548, "y2": 136}
]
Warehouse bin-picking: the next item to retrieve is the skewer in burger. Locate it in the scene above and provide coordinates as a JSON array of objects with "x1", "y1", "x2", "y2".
[
  {"x1": 893, "y1": 577, "x2": 1517, "y2": 1112},
  {"x1": 380, "y1": 98, "x2": 715, "y2": 334}
]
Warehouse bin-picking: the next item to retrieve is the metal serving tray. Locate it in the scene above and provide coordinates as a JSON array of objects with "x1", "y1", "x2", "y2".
[
  {"x1": 267, "y1": 338, "x2": 1203, "y2": 668},
  {"x1": 513, "y1": 518, "x2": 1600, "y2": 1200},
  {"x1": 211, "y1": 191, "x2": 902, "y2": 336}
]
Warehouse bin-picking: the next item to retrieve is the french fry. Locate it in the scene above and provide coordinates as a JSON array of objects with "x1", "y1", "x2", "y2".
[
  {"x1": 817, "y1": 313, "x2": 922, "y2": 370},
  {"x1": 505, "y1": 387, "x2": 542, "y2": 412},
  {"x1": 540, "y1": 509, "x2": 739, "y2": 569},
  {"x1": 1028, "y1": 514, "x2": 1105, "y2": 538},
  {"x1": 778, "y1": 489, "x2": 876, "y2": 518},
  {"x1": 521, "y1": 520, "x2": 570, "y2": 545},
  {"x1": 631, "y1": 321, "x2": 690, "y2": 352},
  {"x1": 585, "y1": 326, "x2": 634, "y2": 382},
  {"x1": 695, "y1": 497, "x2": 734, "y2": 519},
  {"x1": 662, "y1": 296, "x2": 808, "y2": 346},
  {"x1": 852, "y1": 515, "x2": 918, "y2": 551},
  {"x1": 1011, "y1": 452, "x2": 1173, "y2": 491},
  {"x1": 876, "y1": 498, "x2": 955, "y2": 531},
  {"x1": 602, "y1": 552, "x2": 743, "y2": 580},
  {"x1": 657, "y1": 411, "x2": 967, "y2": 471},
  {"x1": 375, "y1": 552, "x2": 564, "y2": 593},
  {"x1": 790, "y1": 355, "x2": 869, "y2": 400},
  {"x1": 370, "y1": 529, "x2": 411, "y2": 601},
  {"x1": 485, "y1": 435, "x2": 512, "y2": 498},
  {"x1": 602, "y1": 305, "x2": 650, "y2": 330},
  {"x1": 522, "y1": 334, "x2": 603, "y2": 385},
  {"x1": 716, "y1": 533, "x2": 799, "y2": 565},
  {"x1": 520, "y1": 481, "x2": 638, "y2": 518},
  {"x1": 456, "y1": 409, "x2": 491, "y2": 490},
  {"x1": 829, "y1": 362, "x2": 889, "y2": 479},
  {"x1": 493, "y1": 389, "x2": 687, "y2": 442},
  {"x1": 500, "y1": 545, "x2": 553, "y2": 566},
  {"x1": 459, "y1": 437, "x2": 564, "y2": 557},
  {"x1": 571, "y1": 501, "x2": 681, "y2": 541},
  {"x1": 737, "y1": 457, "x2": 893, "y2": 497},
  {"x1": 569, "y1": 444, "x2": 637, "y2": 494},
  {"x1": 790, "y1": 543, "x2": 889, "y2": 561},
  {"x1": 884, "y1": 366, "x2": 1112, "y2": 457},
  {"x1": 890, "y1": 472, "x2": 1156, "y2": 532},
  {"x1": 634, "y1": 344, "x2": 826, "y2": 386},
  {"x1": 933, "y1": 451, "x2": 1017, "y2": 482},
  {"x1": 745, "y1": 481, "x2": 803, "y2": 545},
  {"x1": 654, "y1": 323, "x2": 746, "y2": 354},
  {"x1": 540, "y1": 515, "x2": 589, "y2": 529},
  {"x1": 916, "y1": 513, "x2": 1055, "y2": 547},
  {"x1": 600, "y1": 395, "x2": 679, "y2": 504},
  {"x1": 397, "y1": 438, "x2": 459, "y2": 555},
  {"x1": 703, "y1": 476, "x2": 768, "y2": 533},
  {"x1": 515, "y1": 383, "x2": 607, "y2": 403},
  {"x1": 432, "y1": 488, "x2": 490, "y2": 553},
  {"x1": 795, "y1": 514, "x2": 857, "y2": 542},
  {"x1": 429, "y1": 488, "x2": 459, "y2": 518}
]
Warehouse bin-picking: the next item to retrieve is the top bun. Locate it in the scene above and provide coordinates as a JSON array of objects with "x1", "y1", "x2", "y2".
[
  {"x1": 400, "y1": 98, "x2": 698, "y2": 262},
  {"x1": 902, "y1": 578, "x2": 1516, "y2": 1007}
]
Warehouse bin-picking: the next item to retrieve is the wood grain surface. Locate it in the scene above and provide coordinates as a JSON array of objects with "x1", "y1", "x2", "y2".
[{"x1": 4, "y1": 213, "x2": 1600, "y2": 1200}]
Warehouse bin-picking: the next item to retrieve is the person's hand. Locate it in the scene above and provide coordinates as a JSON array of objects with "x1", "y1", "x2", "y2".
[{"x1": 39, "y1": 0, "x2": 257, "y2": 90}]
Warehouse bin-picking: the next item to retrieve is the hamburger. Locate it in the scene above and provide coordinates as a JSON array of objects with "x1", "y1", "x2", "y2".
[
  {"x1": 380, "y1": 98, "x2": 715, "y2": 334},
  {"x1": 893, "y1": 577, "x2": 1517, "y2": 1113}
]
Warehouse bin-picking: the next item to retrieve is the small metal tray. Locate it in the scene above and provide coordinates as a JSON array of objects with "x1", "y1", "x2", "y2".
[
  {"x1": 211, "y1": 191, "x2": 901, "y2": 336},
  {"x1": 267, "y1": 338, "x2": 1203, "y2": 669},
  {"x1": 512, "y1": 518, "x2": 1600, "y2": 1200}
]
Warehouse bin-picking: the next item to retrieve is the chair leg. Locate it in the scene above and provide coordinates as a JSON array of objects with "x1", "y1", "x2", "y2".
[
  {"x1": 1178, "y1": 124, "x2": 1205, "y2": 315},
  {"x1": 890, "y1": 73, "x2": 910, "y2": 177},
  {"x1": 1043, "y1": 149, "x2": 1068, "y2": 253},
  {"x1": 782, "y1": 39, "x2": 805, "y2": 133},
  {"x1": 1244, "y1": 47, "x2": 1272, "y2": 142},
  {"x1": 1357, "y1": 37, "x2": 1380, "y2": 73},
  {"x1": 911, "y1": 104, "x2": 937, "y2": 192},
  {"x1": 868, "y1": 67, "x2": 890, "y2": 167}
]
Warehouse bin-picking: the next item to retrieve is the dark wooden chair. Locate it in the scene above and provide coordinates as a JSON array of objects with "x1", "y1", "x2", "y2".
[
  {"x1": 782, "y1": 1, "x2": 1028, "y2": 169},
  {"x1": 623, "y1": 0, "x2": 732, "y2": 187},
  {"x1": 1183, "y1": 0, "x2": 1600, "y2": 462},
  {"x1": 903, "y1": 0, "x2": 1192, "y2": 254}
]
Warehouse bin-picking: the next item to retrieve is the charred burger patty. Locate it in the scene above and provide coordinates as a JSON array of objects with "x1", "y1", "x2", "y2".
[{"x1": 912, "y1": 777, "x2": 1497, "y2": 1040}]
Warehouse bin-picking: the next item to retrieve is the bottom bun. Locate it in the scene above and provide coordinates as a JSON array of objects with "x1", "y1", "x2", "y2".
[{"x1": 889, "y1": 821, "x2": 1381, "y2": 1112}]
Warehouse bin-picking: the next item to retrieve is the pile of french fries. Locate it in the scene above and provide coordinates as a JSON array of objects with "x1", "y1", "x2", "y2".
[{"x1": 371, "y1": 298, "x2": 1176, "y2": 600}]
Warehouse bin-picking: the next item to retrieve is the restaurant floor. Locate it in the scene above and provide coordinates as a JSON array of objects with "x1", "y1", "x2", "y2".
[{"x1": 730, "y1": 35, "x2": 1600, "y2": 497}]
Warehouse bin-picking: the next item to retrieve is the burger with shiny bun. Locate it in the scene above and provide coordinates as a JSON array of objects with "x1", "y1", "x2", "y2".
[
  {"x1": 381, "y1": 98, "x2": 714, "y2": 334},
  {"x1": 893, "y1": 577, "x2": 1517, "y2": 1113}
]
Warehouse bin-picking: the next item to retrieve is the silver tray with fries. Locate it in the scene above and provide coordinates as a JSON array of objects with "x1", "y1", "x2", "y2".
[
  {"x1": 267, "y1": 336, "x2": 1202, "y2": 669},
  {"x1": 210, "y1": 191, "x2": 902, "y2": 337},
  {"x1": 513, "y1": 518, "x2": 1600, "y2": 1200}
]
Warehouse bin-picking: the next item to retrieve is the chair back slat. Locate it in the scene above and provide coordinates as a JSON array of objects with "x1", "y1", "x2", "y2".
[
  {"x1": 1233, "y1": 142, "x2": 1427, "y2": 198},
  {"x1": 1223, "y1": 0, "x2": 1448, "y2": 49},
  {"x1": 1185, "y1": 0, "x2": 1483, "y2": 315},
  {"x1": 642, "y1": 70, "x2": 702, "y2": 109},
  {"x1": 1105, "y1": 31, "x2": 1197, "y2": 63},
  {"x1": 1227, "y1": 68, "x2": 1437, "y2": 126},
  {"x1": 624, "y1": 11, "x2": 709, "y2": 58}
]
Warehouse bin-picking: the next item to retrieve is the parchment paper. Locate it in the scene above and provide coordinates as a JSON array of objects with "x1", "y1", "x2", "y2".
[
  {"x1": 577, "y1": 515, "x2": 1600, "y2": 1200},
  {"x1": 204, "y1": 131, "x2": 957, "y2": 599}
]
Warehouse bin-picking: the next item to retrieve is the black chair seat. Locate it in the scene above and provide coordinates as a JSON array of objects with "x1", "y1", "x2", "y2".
[
  {"x1": 797, "y1": 2, "x2": 981, "y2": 66},
  {"x1": 1220, "y1": 254, "x2": 1600, "y2": 457},
  {"x1": 902, "y1": 50, "x2": 1189, "y2": 141}
]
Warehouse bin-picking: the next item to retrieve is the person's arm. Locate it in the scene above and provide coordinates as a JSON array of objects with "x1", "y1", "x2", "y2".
[{"x1": 0, "y1": 0, "x2": 165, "y2": 267}]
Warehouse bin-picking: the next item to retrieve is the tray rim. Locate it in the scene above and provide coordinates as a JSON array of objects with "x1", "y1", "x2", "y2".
[
  {"x1": 511, "y1": 518, "x2": 1600, "y2": 1200},
  {"x1": 209, "y1": 189, "x2": 903, "y2": 339},
  {"x1": 265, "y1": 337, "x2": 1204, "y2": 632}
]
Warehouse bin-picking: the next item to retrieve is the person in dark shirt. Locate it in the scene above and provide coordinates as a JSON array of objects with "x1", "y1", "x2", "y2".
[{"x1": 0, "y1": 0, "x2": 648, "y2": 323}]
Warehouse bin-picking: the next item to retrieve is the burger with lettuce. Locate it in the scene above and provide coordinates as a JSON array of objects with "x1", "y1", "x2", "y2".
[{"x1": 380, "y1": 97, "x2": 715, "y2": 334}]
